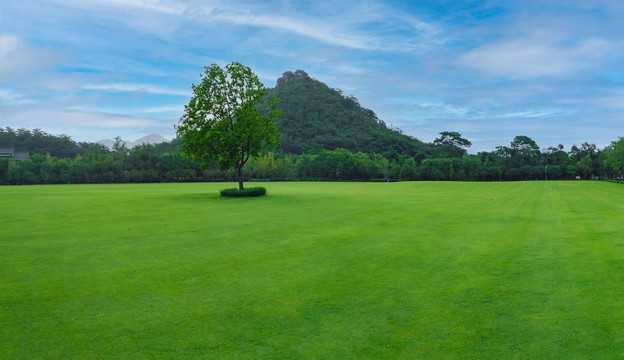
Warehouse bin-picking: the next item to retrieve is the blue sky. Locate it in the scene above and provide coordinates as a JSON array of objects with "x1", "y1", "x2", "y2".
[{"x1": 1, "y1": 0, "x2": 623, "y2": 153}]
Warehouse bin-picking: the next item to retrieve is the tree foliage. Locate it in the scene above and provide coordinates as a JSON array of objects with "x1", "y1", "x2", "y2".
[
  {"x1": 605, "y1": 137, "x2": 624, "y2": 178},
  {"x1": 0, "y1": 127, "x2": 88, "y2": 158},
  {"x1": 433, "y1": 131, "x2": 472, "y2": 158},
  {"x1": 176, "y1": 62, "x2": 281, "y2": 190}
]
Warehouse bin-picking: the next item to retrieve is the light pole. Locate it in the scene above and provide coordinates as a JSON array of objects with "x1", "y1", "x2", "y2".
[{"x1": 545, "y1": 165, "x2": 548, "y2": 180}]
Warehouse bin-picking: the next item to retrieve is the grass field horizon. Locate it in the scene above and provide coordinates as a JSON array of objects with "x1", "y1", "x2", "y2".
[{"x1": 2, "y1": 181, "x2": 624, "y2": 358}]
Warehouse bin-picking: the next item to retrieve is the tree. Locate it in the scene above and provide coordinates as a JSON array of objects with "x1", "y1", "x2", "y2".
[
  {"x1": 112, "y1": 136, "x2": 129, "y2": 162},
  {"x1": 510, "y1": 135, "x2": 540, "y2": 166},
  {"x1": 126, "y1": 144, "x2": 160, "y2": 182},
  {"x1": 433, "y1": 131, "x2": 472, "y2": 158},
  {"x1": 0, "y1": 158, "x2": 10, "y2": 184},
  {"x1": 605, "y1": 137, "x2": 624, "y2": 179},
  {"x1": 578, "y1": 154, "x2": 592, "y2": 179},
  {"x1": 544, "y1": 144, "x2": 568, "y2": 166},
  {"x1": 176, "y1": 62, "x2": 281, "y2": 190},
  {"x1": 399, "y1": 157, "x2": 418, "y2": 180}
]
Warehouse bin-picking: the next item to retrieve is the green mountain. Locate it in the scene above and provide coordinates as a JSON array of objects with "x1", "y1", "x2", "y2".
[{"x1": 267, "y1": 70, "x2": 430, "y2": 155}]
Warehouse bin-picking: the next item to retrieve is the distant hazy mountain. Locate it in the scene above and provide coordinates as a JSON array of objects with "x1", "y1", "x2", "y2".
[{"x1": 97, "y1": 134, "x2": 168, "y2": 149}]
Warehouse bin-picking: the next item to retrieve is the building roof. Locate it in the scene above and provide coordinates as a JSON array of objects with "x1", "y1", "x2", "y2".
[
  {"x1": 0, "y1": 147, "x2": 30, "y2": 160},
  {"x1": 13, "y1": 152, "x2": 30, "y2": 161}
]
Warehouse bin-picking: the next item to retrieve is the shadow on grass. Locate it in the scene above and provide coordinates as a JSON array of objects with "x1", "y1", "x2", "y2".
[
  {"x1": 173, "y1": 191, "x2": 275, "y2": 203},
  {"x1": 174, "y1": 192, "x2": 222, "y2": 203}
]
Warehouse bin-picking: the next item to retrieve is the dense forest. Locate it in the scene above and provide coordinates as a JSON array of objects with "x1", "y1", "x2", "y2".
[
  {"x1": 1, "y1": 127, "x2": 623, "y2": 185},
  {"x1": 1, "y1": 71, "x2": 623, "y2": 185},
  {"x1": 0, "y1": 127, "x2": 91, "y2": 158}
]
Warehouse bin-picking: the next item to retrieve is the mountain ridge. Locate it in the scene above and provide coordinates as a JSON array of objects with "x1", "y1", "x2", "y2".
[{"x1": 97, "y1": 134, "x2": 168, "y2": 150}]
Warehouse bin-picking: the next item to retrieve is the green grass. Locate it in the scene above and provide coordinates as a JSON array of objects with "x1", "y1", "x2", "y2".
[{"x1": 2, "y1": 181, "x2": 624, "y2": 359}]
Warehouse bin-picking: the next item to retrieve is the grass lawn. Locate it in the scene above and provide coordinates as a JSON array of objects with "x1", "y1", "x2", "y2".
[{"x1": 2, "y1": 181, "x2": 624, "y2": 359}]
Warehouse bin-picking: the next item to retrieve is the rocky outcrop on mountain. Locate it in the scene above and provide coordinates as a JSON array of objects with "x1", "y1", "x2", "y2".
[{"x1": 276, "y1": 70, "x2": 310, "y2": 88}]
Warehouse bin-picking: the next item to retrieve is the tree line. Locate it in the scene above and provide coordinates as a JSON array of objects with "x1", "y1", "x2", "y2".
[
  {"x1": 1, "y1": 128, "x2": 623, "y2": 185},
  {"x1": 0, "y1": 127, "x2": 91, "y2": 158}
]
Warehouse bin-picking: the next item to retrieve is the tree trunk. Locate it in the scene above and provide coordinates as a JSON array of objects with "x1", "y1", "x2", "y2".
[{"x1": 238, "y1": 166, "x2": 244, "y2": 190}]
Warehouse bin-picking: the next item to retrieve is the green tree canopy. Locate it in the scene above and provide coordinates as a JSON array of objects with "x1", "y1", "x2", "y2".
[
  {"x1": 176, "y1": 62, "x2": 281, "y2": 190},
  {"x1": 510, "y1": 135, "x2": 541, "y2": 166},
  {"x1": 433, "y1": 131, "x2": 472, "y2": 158},
  {"x1": 605, "y1": 137, "x2": 624, "y2": 178}
]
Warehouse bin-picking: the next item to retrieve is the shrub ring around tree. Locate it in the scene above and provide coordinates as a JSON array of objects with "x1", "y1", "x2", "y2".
[{"x1": 220, "y1": 187, "x2": 267, "y2": 197}]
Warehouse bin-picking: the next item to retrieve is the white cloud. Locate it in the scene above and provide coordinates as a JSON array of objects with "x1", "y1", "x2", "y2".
[
  {"x1": 0, "y1": 88, "x2": 35, "y2": 106},
  {"x1": 456, "y1": 31, "x2": 614, "y2": 79},
  {"x1": 140, "y1": 105, "x2": 185, "y2": 113},
  {"x1": 99, "y1": 0, "x2": 187, "y2": 15},
  {"x1": 416, "y1": 102, "x2": 470, "y2": 116},
  {"x1": 568, "y1": 88, "x2": 624, "y2": 110},
  {"x1": 83, "y1": 83, "x2": 190, "y2": 96},
  {"x1": 25, "y1": 0, "x2": 442, "y2": 54},
  {"x1": 210, "y1": 11, "x2": 376, "y2": 50},
  {"x1": 0, "y1": 34, "x2": 67, "y2": 79},
  {"x1": 52, "y1": 0, "x2": 188, "y2": 15},
  {"x1": 3, "y1": 107, "x2": 164, "y2": 129},
  {"x1": 503, "y1": 108, "x2": 573, "y2": 118},
  {"x1": 183, "y1": 1, "x2": 442, "y2": 52}
]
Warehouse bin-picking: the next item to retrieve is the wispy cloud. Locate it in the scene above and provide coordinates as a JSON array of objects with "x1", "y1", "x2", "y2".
[
  {"x1": 457, "y1": 32, "x2": 614, "y2": 79},
  {"x1": 0, "y1": 34, "x2": 67, "y2": 80},
  {"x1": 83, "y1": 83, "x2": 190, "y2": 96},
  {"x1": 4, "y1": 107, "x2": 161, "y2": 129},
  {"x1": 0, "y1": 89, "x2": 35, "y2": 106},
  {"x1": 502, "y1": 108, "x2": 574, "y2": 118},
  {"x1": 59, "y1": 0, "x2": 188, "y2": 14},
  {"x1": 1, "y1": 105, "x2": 176, "y2": 141},
  {"x1": 207, "y1": 11, "x2": 373, "y2": 50},
  {"x1": 182, "y1": 1, "x2": 443, "y2": 52},
  {"x1": 97, "y1": 0, "x2": 187, "y2": 15},
  {"x1": 139, "y1": 105, "x2": 185, "y2": 114}
]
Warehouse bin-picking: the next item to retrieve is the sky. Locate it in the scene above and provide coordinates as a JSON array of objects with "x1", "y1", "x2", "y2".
[{"x1": 1, "y1": 0, "x2": 623, "y2": 153}]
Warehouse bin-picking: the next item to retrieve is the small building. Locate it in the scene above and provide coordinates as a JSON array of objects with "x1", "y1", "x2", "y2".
[
  {"x1": 0, "y1": 147, "x2": 29, "y2": 160},
  {"x1": 0, "y1": 147, "x2": 12, "y2": 158}
]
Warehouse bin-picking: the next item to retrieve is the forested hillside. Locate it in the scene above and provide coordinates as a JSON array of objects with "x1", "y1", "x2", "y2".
[
  {"x1": 0, "y1": 128, "x2": 89, "y2": 158},
  {"x1": 266, "y1": 70, "x2": 432, "y2": 156}
]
